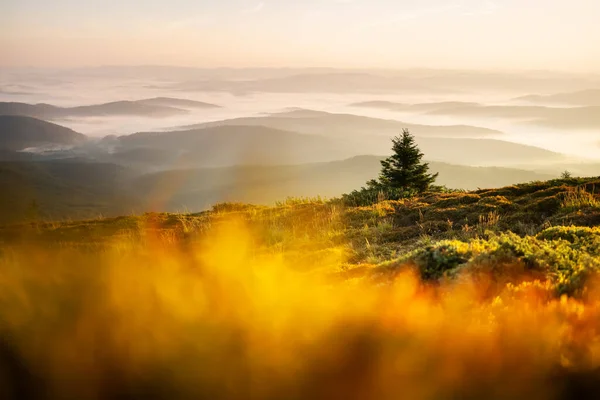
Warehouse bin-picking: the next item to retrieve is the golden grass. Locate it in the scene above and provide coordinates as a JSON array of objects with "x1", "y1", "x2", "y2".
[
  {"x1": 1, "y1": 216, "x2": 600, "y2": 399},
  {"x1": 561, "y1": 187, "x2": 600, "y2": 209}
]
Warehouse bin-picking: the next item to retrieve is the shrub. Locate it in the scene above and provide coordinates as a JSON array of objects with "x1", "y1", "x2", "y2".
[
  {"x1": 401, "y1": 241, "x2": 473, "y2": 280},
  {"x1": 383, "y1": 228, "x2": 600, "y2": 296},
  {"x1": 211, "y1": 202, "x2": 260, "y2": 213},
  {"x1": 340, "y1": 186, "x2": 416, "y2": 207},
  {"x1": 561, "y1": 187, "x2": 600, "y2": 210}
]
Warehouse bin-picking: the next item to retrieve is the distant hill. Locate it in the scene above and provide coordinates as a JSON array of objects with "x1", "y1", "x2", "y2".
[
  {"x1": 425, "y1": 105, "x2": 600, "y2": 130},
  {"x1": 514, "y1": 161, "x2": 600, "y2": 178},
  {"x1": 165, "y1": 73, "x2": 432, "y2": 94},
  {"x1": 515, "y1": 89, "x2": 600, "y2": 106},
  {"x1": 131, "y1": 156, "x2": 556, "y2": 212},
  {"x1": 135, "y1": 97, "x2": 221, "y2": 109},
  {"x1": 0, "y1": 161, "x2": 139, "y2": 224},
  {"x1": 0, "y1": 155, "x2": 556, "y2": 223},
  {"x1": 100, "y1": 120, "x2": 563, "y2": 169},
  {"x1": 414, "y1": 137, "x2": 563, "y2": 166},
  {"x1": 150, "y1": 70, "x2": 600, "y2": 95},
  {"x1": 350, "y1": 101, "x2": 481, "y2": 112},
  {"x1": 351, "y1": 100, "x2": 600, "y2": 130},
  {"x1": 0, "y1": 114, "x2": 563, "y2": 170},
  {"x1": 0, "y1": 100, "x2": 191, "y2": 119},
  {"x1": 118, "y1": 125, "x2": 358, "y2": 167},
  {"x1": 176, "y1": 109, "x2": 503, "y2": 138},
  {"x1": 0, "y1": 116, "x2": 87, "y2": 151}
]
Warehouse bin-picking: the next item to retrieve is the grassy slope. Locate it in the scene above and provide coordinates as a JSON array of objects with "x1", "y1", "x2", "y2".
[
  {"x1": 1, "y1": 177, "x2": 600, "y2": 399},
  {"x1": 0, "y1": 161, "x2": 140, "y2": 223},
  {"x1": 4, "y1": 176, "x2": 599, "y2": 292},
  {"x1": 131, "y1": 156, "x2": 555, "y2": 211},
  {"x1": 0, "y1": 115, "x2": 87, "y2": 151},
  {"x1": 0, "y1": 157, "x2": 555, "y2": 224}
]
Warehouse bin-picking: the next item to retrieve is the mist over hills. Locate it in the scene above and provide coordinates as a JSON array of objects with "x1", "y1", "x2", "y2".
[
  {"x1": 177, "y1": 109, "x2": 503, "y2": 139},
  {"x1": 0, "y1": 98, "x2": 220, "y2": 120},
  {"x1": 515, "y1": 89, "x2": 600, "y2": 106},
  {"x1": 0, "y1": 102, "x2": 589, "y2": 225},
  {"x1": 117, "y1": 125, "x2": 356, "y2": 167},
  {"x1": 425, "y1": 105, "x2": 600, "y2": 131},
  {"x1": 0, "y1": 156, "x2": 558, "y2": 223},
  {"x1": 0, "y1": 161, "x2": 137, "y2": 224},
  {"x1": 351, "y1": 101, "x2": 600, "y2": 131},
  {"x1": 0, "y1": 116, "x2": 86, "y2": 151},
  {"x1": 0, "y1": 115, "x2": 562, "y2": 169},
  {"x1": 134, "y1": 97, "x2": 220, "y2": 109},
  {"x1": 1, "y1": 67, "x2": 598, "y2": 225},
  {"x1": 350, "y1": 101, "x2": 481, "y2": 112},
  {"x1": 413, "y1": 137, "x2": 563, "y2": 166},
  {"x1": 131, "y1": 156, "x2": 556, "y2": 212},
  {"x1": 98, "y1": 124, "x2": 560, "y2": 169},
  {"x1": 0, "y1": 109, "x2": 567, "y2": 172},
  {"x1": 42, "y1": 67, "x2": 600, "y2": 95}
]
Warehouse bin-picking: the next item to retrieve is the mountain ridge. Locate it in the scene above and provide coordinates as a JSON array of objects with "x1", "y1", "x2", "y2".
[
  {"x1": 0, "y1": 98, "x2": 220, "y2": 120},
  {"x1": 0, "y1": 115, "x2": 87, "y2": 151}
]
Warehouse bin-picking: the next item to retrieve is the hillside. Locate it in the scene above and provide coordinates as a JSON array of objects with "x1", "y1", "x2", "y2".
[
  {"x1": 0, "y1": 100, "x2": 190, "y2": 119},
  {"x1": 156, "y1": 70, "x2": 600, "y2": 94},
  {"x1": 515, "y1": 89, "x2": 600, "y2": 106},
  {"x1": 0, "y1": 156, "x2": 556, "y2": 223},
  {"x1": 119, "y1": 125, "x2": 357, "y2": 166},
  {"x1": 0, "y1": 118, "x2": 570, "y2": 169},
  {"x1": 350, "y1": 100, "x2": 481, "y2": 112},
  {"x1": 0, "y1": 161, "x2": 139, "y2": 224},
  {"x1": 178, "y1": 108, "x2": 503, "y2": 138},
  {"x1": 159, "y1": 111, "x2": 564, "y2": 166},
  {"x1": 1, "y1": 177, "x2": 600, "y2": 399},
  {"x1": 0, "y1": 115, "x2": 87, "y2": 151},
  {"x1": 4, "y1": 177, "x2": 598, "y2": 261},
  {"x1": 135, "y1": 97, "x2": 221, "y2": 108},
  {"x1": 426, "y1": 104, "x2": 600, "y2": 130},
  {"x1": 130, "y1": 156, "x2": 555, "y2": 212},
  {"x1": 351, "y1": 100, "x2": 600, "y2": 130},
  {"x1": 413, "y1": 137, "x2": 562, "y2": 166}
]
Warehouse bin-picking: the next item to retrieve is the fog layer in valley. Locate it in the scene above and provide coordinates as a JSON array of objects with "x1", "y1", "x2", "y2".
[{"x1": 1, "y1": 67, "x2": 599, "y2": 220}]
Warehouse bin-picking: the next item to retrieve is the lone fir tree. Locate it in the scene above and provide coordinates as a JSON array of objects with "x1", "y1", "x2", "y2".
[{"x1": 375, "y1": 129, "x2": 438, "y2": 193}]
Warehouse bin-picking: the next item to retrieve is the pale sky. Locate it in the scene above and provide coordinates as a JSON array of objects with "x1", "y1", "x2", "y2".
[{"x1": 1, "y1": 0, "x2": 599, "y2": 71}]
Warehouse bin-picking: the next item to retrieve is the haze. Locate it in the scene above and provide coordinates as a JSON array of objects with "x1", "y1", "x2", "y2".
[
  {"x1": 2, "y1": 0, "x2": 600, "y2": 71},
  {"x1": 1, "y1": 0, "x2": 600, "y2": 218}
]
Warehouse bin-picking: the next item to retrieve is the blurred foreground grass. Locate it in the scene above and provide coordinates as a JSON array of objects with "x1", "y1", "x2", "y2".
[{"x1": 1, "y1": 177, "x2": 600, "y2": 399}]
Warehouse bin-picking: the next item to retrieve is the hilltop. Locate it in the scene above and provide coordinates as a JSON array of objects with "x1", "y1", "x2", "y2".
[
  {"x1": 351, "y1": 100, "x2": 600, "y2": 130},
  {"x1": 1, "y1": 176, "x2": 600, "y2": 399},
  {"x1": 0, "y1": 157, "x2": 556, "y2": 224},
  {"x1": 0, "y1": 115, "x2": 87, "y2": 151},
  {"x1": 135, "y1": 97, "x2": 221, "y2": 109},
  {"x1": 4, "y1": 176, "x2": 598, "y2": 270},
  {"x1": 426, "y1": 105, "x2": 600, "y2": 131},
  {"x1": 178, "y1": 108, "x2": 503, "y2": 138},
  {"x1": 515, "y1": 89, "x2": 600, "y2": 106},
  {"x1": 0, "y1": 99, "x2": 201, "y2": 120},
  {"x1": 0, "y1": 113, "x2": 568, "y2": 168},
  {"x1": 0, "y1": 161, "x2": 138, "y2": 224}
]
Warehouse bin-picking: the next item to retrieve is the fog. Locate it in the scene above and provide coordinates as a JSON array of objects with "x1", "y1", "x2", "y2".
[{"x1": 2, "y1": 68, "x2": 599, "y2": 161}]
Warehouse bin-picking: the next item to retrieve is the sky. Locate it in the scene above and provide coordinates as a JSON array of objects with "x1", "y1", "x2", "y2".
[{"x1": 1, "y1": 0, "x2": 599, "y2": 71}]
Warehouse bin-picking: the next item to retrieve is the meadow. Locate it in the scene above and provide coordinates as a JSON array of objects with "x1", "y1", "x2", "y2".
[{"x1": 1, "y1": 177, "x2": 600, "y2": 399}]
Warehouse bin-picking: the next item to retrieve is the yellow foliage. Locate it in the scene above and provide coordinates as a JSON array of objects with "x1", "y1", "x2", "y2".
[{"x1": 1, "y1": 217, "x2": 600, "y2": 399}]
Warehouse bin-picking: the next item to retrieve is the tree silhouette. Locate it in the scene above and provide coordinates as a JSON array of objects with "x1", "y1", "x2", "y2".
[
  {"x1": 375, "y1": 129, "x2": 438, "y2": 193},
  {"x1": 561, "y1": 170, "x2": 573, "y2": 179}
]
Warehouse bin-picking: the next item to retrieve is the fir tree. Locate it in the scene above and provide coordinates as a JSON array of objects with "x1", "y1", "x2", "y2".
[
  {"x1": 376, "y1": 129, "x2": 438, "y2": 193},
  {"x1": 561, "y1": 170, "x2": 572, "y2": 179}
]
